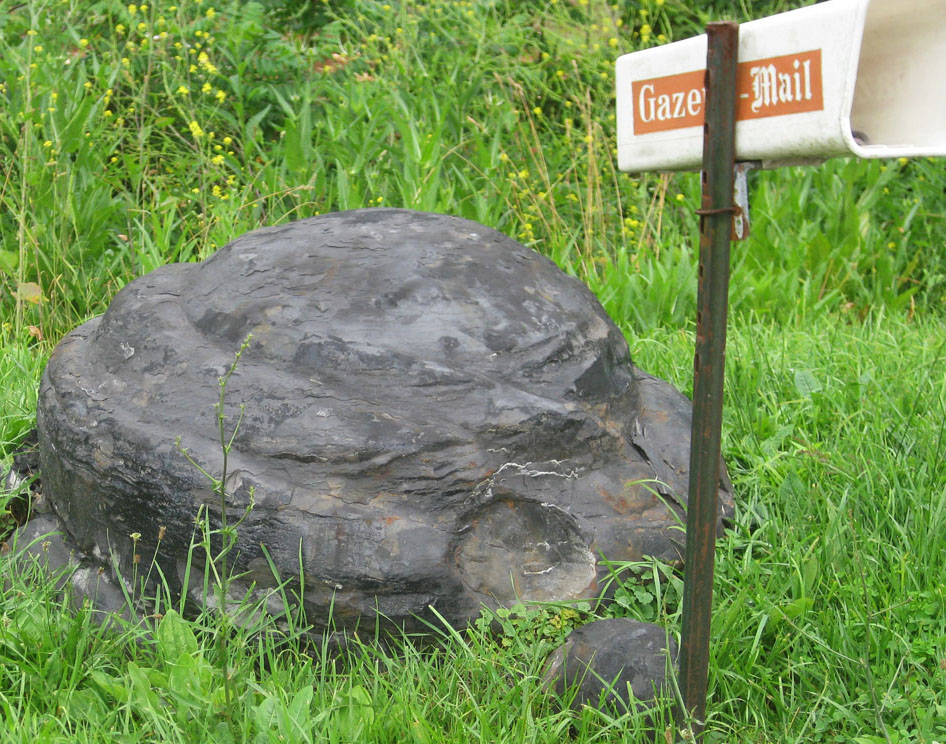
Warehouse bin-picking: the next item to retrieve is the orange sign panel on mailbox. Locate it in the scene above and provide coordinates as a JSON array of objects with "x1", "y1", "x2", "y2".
[{"x1": 632, "y1": 50, "x2": 824, "y2": 135}]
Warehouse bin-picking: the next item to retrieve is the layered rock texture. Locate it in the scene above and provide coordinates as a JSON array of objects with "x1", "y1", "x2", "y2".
[{"x1": 35, "y1": 208, "x2": 733, "y2": 631}]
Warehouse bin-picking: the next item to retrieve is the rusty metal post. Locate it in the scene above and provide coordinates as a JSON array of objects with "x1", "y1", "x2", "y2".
[{"x1": 677, "y1": 21, "x2": 739, "y2": 739}]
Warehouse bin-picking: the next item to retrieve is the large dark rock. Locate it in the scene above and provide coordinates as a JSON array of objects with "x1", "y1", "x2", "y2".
[{"x1": 35, "y1": 208, "x2": 733, "y2": 632}]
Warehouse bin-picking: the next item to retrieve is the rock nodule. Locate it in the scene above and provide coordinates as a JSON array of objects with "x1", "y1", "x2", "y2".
[{"x1": 542, "y1": 617, "x2": 678, "y2": 716}]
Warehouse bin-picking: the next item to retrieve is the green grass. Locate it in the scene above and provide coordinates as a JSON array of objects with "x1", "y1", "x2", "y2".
[
  {"x1": 2, "y1": 0, "x2": 945, "y2": 741},
  {"x1": 630, "y1": 316, "x2": 946, "y2": 743}
]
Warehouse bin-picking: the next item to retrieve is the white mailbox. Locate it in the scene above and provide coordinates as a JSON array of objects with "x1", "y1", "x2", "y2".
[{"x1": 615, "y1": 0, "x2": 946, "y2": 172}]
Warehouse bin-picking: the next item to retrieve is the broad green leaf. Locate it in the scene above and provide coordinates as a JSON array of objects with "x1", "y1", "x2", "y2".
[
  {"x1": 56, "y1": 687, "x2": 107, "y2": 719},
  {"x1": 59, "y1": 96, "x2": 95, "y2": 153},
  {"x1": 288, "y1": 685, "x2": 313, "y2": 722},
  {"x1": 778, "y1": 471, "x2": 805, "y2": 502},
  {"x1": 794, "y1": 369, "x2": 822, "y2": 397},
  {"x1": 782, "y1": 596, "x2": 814, "y2": 619},
  {"x1": 332, "y1": 684, "x2": 375, "y2": 734},
  {"x1": 156, "y1": 608, "x2": 199, "y2": 662},
  {"x1": 802, "y1": 555, "x2": 820, "y2": 595},
  {"x1": 212, "y1": 721, "x2": 236, "y2": 744},
  {"x1": 167, "y1": 651, "x2": 214, "y2": 705},
  {"x1": 89, "y1": 670, "x2": 129, "y2": 704},
  {"x1": 253, "y1": 694, "x2": 277, "y2": 734},
  {"x1": 244, "y1": 104, "x2": 272, "y2": 145},
  {"x1": 761, "y1": 424, "x2": 794, "y2": 455},
  {"x1": 126, "y1": 661, "x2": 163, "y2": 712}
]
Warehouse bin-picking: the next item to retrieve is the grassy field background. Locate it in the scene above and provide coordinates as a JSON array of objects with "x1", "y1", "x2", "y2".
[{"x1": 1, "y1": 0, "x2": 944, "y2": 741}]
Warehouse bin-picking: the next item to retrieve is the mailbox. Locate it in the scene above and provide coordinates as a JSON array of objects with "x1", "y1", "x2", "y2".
[{"x1": 615, "y1": 0, "x2": 946, "y2": 172}]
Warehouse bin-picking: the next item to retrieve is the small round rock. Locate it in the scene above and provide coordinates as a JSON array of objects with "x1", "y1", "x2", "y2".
[{"x1": 542, "y1": 617, "x2": 678, "y2": 714}]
